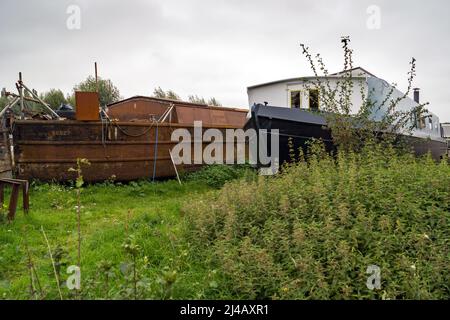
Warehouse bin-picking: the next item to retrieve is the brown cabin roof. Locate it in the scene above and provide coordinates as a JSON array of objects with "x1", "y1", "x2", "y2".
[
  {"x1": 107, "y1": 95, "x2": 248, "y2": 113},
  {"x1": 106, "y1": 95, "x2": 248, "y2": 128}
]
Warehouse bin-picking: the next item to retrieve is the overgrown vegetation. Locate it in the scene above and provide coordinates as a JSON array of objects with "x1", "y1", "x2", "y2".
[
  {"x1": 0, "y1": 96, "x2": 8, "y2": 110},
  {"x1": 0, "y1": 180, "x2": 217, "y2": 299},
  {"x1": 0, "y1": 165, "x2": 253, "y2": 300},
  {"x1": 153, "y1": 87, "x2": 181, "y2": 101},
  {"x1": 183, "y1": 164, "x2": 256, "y2": 188},
  {"x1": 1, "y1": 74, "x2": 121, "y2": 112},
  {"x1": 39, "y1": 89, "x2": 67, "y2": 110},
  {"x1": 152, "y1": 87, "x2": 222, "y2": 106},
  {"x1": 0, "y1": 150, "x2": 448, "y2": 300},
  {"x1": 73, "y1": 76, "x2": 121, "y2": 107},
  {"x1": 185, "y1": 142, "x2": 450, "y2": 299},
  {"x1": 300, "y1": 37, "x2": 430, "y2": 152}
]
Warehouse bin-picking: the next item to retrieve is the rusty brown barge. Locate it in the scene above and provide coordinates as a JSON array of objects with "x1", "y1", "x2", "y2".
[{"x1": 0, "y1": 79, "x2": 248, "y2": 182}]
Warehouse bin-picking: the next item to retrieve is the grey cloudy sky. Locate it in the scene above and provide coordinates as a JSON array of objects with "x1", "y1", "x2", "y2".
[{"x1": 1, "y1": 0, "x2": 449, "y2": 120}]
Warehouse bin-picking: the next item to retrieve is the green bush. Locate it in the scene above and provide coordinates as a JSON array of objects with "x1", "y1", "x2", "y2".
[
  {"x1": 184, "y1": 142, "x2": 450, "y2": 299},
  {"x1": 183, "y1": 164, "x2": 256, "y2": 189}
]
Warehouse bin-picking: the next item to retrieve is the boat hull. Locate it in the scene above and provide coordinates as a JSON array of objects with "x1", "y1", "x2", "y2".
[
  {"x1": 245, "y1": 104, "x2": 448, "y2": 165},
  {"x1": 12, "y1": 120, "x2": 243, "y2": 182}
]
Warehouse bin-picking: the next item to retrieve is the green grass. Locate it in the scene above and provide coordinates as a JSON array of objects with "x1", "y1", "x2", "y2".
[
  {"x1": 1, "y1": 151, "x2": 448, "y2": 300},
  {"x1": 0, "y1": 179, "x2": 226, "y2": 300}
]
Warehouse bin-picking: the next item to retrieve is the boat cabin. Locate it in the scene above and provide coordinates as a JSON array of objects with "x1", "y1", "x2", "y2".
[{"x1": 247, "y1": 67, "x2": 443, "y2": 141}]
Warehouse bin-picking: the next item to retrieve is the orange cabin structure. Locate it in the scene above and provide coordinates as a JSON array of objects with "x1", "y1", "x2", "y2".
[{"x1": 106, "y1": 96, "x2": 248, "y2": 128}]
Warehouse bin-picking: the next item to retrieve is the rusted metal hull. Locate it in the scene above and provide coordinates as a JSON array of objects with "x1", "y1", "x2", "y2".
[
  {"x1": 12, "y1": 120, "x2": 243, "y2": 182},
  {"x1": 0, "y1": 128, "x2": 13, "y2": 178}
]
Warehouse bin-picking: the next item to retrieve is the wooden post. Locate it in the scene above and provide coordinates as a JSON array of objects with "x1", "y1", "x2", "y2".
[{"x1": 0, "y1": 179, "x2": 30, "y2": 220}]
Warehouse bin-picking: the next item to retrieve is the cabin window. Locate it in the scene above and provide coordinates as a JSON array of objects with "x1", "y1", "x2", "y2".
[
  {"x1": 309, "y1": 89, "x2": 319, "y2": 111},
  {"x1": 413, "y1": 111, "x2": 425, "y2": 130},
  {"x1": 428, "y1": 118, "x2": 433, "y2": 130},
  {"x1": 418, "y1": 117, "x2": 426, "y2": 129},
  {"x1": 290, "y1": 90, "x2": 301, "y2": 108}
]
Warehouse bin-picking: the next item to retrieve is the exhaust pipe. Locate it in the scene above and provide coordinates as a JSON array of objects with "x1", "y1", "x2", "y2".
[{"x1": 413, "y1": 88, "x2": 420, "y2": 104}]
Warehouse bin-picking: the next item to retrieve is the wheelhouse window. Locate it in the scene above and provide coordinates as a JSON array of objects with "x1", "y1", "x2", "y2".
[
  {"x1": 418, "y1": 117, "x2": 426, "y2": 129},
  {"x1": 412, "y1": 111, "x2": 426, "y2": 129},
  {"x1": 309, "y1": 89, "x2": 319, "y2": 111},
  {"x1": 290, "y1": 90, "x2": 301, "y2": 108}
]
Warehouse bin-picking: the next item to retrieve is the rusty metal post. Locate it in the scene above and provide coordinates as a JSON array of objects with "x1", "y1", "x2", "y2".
[{"x1": 95, "y1": 62, "x2": 99, "y2": 93}]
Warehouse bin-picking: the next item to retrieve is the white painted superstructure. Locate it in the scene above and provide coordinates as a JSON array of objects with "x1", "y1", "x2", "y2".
[{"x1": 247, "y1": 67, "x2": 443, "y2": 140}]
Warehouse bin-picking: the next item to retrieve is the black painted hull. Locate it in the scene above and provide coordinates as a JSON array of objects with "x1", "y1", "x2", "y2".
[{"x1": 245, "y1": 104, "x2": 447, "y2": 166}]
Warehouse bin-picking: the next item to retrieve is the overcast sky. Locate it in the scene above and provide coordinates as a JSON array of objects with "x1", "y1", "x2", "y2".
[{"x1": 1, "y1": 0, "x2": 449, "y2": 120}]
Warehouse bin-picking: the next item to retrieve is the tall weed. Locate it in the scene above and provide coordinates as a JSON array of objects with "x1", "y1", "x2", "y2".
[{"x1": 185, "y1": 142, "x2": 450, "y2": 299}]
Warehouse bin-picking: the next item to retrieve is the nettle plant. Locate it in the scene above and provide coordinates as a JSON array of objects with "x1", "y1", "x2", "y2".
[
  {"x1": 121, "y1": 235, "x2": 142, "y2": 299},
  {"x1": 68, "y1": 158, "x2": 91, "y2": 270},
  {"x1": 67, "y1": 158, "x2": 91, "y2": 298},
  {"x1": 299, "y1": 36, "x2": 430, "y2": 152}
]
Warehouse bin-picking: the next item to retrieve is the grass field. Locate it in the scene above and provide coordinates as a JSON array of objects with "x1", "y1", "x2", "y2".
[
  {"x1": 0, "y1": 179, "x2": 229, "y2": 300},
  {"x1": 0, "y1": 150, "x2": 448, "y2": 300}
]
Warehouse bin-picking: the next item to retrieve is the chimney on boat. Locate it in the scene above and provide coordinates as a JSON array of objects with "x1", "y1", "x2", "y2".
[{"x1": 413, "y1": 88, "x2": 420, "y2": 104}]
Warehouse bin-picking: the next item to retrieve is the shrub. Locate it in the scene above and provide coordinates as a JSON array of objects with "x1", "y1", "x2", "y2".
[
  {"x1": 183, "y1": 164, "x2": 256, "y2": 189},
  {"x1": 184, "y1": 142, "x2": 450, "y2": 299}
]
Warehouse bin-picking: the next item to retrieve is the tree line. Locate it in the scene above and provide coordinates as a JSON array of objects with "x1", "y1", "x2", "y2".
[
  {"x1": 0, "y1": 77, "x2": 222, "y2": 111},
  {"x1": 152, "y1": 87, "x2": 221, "y2": 106}
]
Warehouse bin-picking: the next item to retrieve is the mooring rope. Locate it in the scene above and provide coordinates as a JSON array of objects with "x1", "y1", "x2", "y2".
[
  {"x1": 113, "y1": 121, "x2": 156, "y2": 137},
  {"x1": 100, "y1": 107, "x2": 173, "y2": 181}
]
